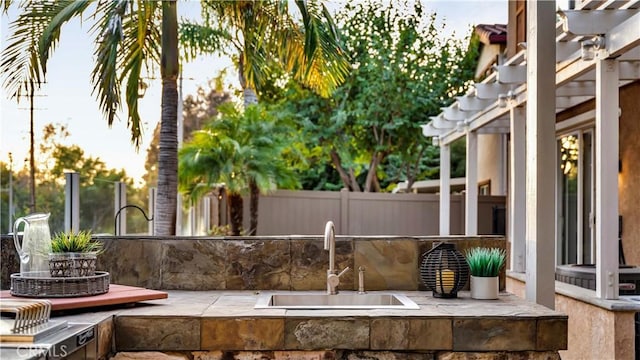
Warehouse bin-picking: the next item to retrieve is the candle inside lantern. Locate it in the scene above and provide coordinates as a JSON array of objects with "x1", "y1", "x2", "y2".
[{"x1": 435, "y1": 269, "x2": 455, "y2": 293}]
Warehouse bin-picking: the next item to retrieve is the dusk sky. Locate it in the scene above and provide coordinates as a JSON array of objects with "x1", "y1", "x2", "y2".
[{"x1": 0, "y1": 1, "x2": 509, "y2": 186}]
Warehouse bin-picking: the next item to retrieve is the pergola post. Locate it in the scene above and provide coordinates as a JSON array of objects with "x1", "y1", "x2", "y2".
[
  {"x1": 595, "y1": 58, "x2": 619, "y2": 299},
  {"x1": 510, "y1": 106, "x2": 526, "y2": 273},
  {"x1": 64, "y1": 172, "x2": 79, "y2": 232},
  {"x1": 439, "y1": 143, "x2": 451, "y2": 236},
  {"x1": 525, "y1": 0, "x2": 556, "y2": 309},
  {"x1": 465, "y1": 131, "x2": 478, "y2": 235}
]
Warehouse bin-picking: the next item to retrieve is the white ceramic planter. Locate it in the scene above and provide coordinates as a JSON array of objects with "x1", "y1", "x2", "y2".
[{"x1": 470, "y1": 275, "x2": 499, "y2": 299}]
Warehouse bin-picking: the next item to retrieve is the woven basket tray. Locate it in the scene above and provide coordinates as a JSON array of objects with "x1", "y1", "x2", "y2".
[{"x1": 10, "y1": 272, "x2": 110, "y2": 298}]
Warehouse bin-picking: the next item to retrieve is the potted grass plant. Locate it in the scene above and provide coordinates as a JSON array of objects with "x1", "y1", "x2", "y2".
[
  {"x1": 49, "y1": 230, "x2": 103, "y2": 277},
  {"x1": 465, "y1": 247, "x2": 506, "y2": 299}
]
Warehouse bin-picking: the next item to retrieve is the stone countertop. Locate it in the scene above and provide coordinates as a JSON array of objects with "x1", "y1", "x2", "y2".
[{"x1": 52, "y1": 290, "x2": 568, "y2": 353}]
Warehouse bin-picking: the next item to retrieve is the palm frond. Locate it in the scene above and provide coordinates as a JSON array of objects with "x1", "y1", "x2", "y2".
[
  {"x1": 1, "y1": 0, "x2": 13, "y2": 14},
  {"x1": 38, "y1": 0, "x2": 91, "y2": 74},
  {"x1": 0, "y1": 0, "x2": 68, "y2": 100},
  {"x1": 90, "y1": 0, "x2": 161, "y2": 147},
  {"x1": 179, "y1": 21, "x2": 232, "y2": 62},
  {"x1": 89, "y1": 0, "x2": 127, "y2": 132}
]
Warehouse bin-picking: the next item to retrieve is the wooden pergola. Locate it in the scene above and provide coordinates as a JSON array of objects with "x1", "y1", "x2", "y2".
[{"x1": 422, "y1": 0, "x2": 640, "y2": 307}]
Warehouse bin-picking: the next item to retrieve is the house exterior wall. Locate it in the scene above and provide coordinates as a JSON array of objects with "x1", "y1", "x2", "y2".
[
  {"x1": 507, "y1": 276, "x2": 636, "y2": 360},
  {"x1": 618, "y1": 81, "x2": 640, "y2": 266},
  {"x1": 475, "y1": 43, "x2": 503, "y2": 79},
  {"x1": 478, "y1": 133, "x2": 506, "y2": 195}
]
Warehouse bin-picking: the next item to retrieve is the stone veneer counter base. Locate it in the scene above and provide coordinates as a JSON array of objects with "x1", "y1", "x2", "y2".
[{"x1": 105, "y1": 290, "x2": 567, "y2": 355}]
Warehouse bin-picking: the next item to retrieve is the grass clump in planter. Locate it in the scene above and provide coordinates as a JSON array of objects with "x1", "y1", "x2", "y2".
[
  {"x1": 49, "y1": 230, "x2": 103, "y2": 277},
  {"x1": 465, "y1": 247, "x2": 506, "y2": 277},
  {"x1": 51, "y1": 230, "x2": 102, "y2": 254}
]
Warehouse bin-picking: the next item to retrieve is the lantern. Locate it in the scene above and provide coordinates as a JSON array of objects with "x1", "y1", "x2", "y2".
[{"x1": 420, "y1": 242, "x2": 469, "y2": 298}]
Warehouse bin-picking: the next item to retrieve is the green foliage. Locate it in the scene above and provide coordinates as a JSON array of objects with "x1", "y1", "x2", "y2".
[
  {"x1": 331, "y1": 0, "x2": 478, "y2": 192},
  {"x1": 180, "y1": 0, "x2": 349, "y2": 99},
  {"x1": 270, "y1": 1, "x2": 479, "y2": 192},
  {"x1": 465, "y1": 247, "x2": 506, "y2": 277},
  {"x1": 50, "y1": 230, "x2": 103, "y2": 253},
  {"x1": 179, "y1": 102, "x2": 300, "y2": 199},
  {"x1": 179, "y1": 102, "x2": 302, "y2": 234}
]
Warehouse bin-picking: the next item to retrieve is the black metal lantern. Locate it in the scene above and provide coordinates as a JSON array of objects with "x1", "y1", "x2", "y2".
[{"x1": 420, "y1": 242, "x2": 469, "y2": 298}]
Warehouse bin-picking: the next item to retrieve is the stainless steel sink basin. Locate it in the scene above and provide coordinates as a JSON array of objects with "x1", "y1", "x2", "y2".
[{"x1": 254, "y1": 292, "x2": 420, "y2": 309}]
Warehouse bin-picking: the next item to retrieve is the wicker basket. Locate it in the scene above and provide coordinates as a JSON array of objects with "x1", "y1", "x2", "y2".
[
  {"x1": 10, "y1": 272, "x2": 110, "y2": 298},
  {"x1": 48, "y1": 252, "x2": 97, "y2": 277}
]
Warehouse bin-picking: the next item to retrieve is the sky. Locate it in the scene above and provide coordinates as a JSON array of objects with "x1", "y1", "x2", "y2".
[{"x1": 0, "y1": 1, "x2": 508, "y2": 187}]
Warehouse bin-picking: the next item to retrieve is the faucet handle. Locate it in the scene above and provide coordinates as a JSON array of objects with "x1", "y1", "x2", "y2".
[{"x1": 337, "y1": 267, "x2": 350, "y2": 277}]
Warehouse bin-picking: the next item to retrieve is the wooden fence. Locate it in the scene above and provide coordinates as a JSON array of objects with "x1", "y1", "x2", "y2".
[{"x1": 227, "y1": 189, "x2": 506, "y2": 236}]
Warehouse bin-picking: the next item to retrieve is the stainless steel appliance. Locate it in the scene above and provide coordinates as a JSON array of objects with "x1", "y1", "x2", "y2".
[{"x1": 0, "y1": 322, "x2": 97, "y2": 360}]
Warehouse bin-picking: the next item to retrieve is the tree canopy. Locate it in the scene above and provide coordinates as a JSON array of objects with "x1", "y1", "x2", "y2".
[{"x1": 273, "y1": 0, "x2": 478, "y2": 192}]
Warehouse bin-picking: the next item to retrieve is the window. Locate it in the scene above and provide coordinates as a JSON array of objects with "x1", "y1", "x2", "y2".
[
  {"x1": 557, "y1": 129, "x2": 594, "y2": 265},
  {"x1": 478, "y1": 180, "x2": 491, "y2": 195}
]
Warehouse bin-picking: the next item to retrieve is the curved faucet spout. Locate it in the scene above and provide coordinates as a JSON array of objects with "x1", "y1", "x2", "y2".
[
  {"x1": 324, "y1": 221, "x2": 335, "y2": 273},
  {"x1": 324, "y1": 221, "x2": 349, "y2": 294}
]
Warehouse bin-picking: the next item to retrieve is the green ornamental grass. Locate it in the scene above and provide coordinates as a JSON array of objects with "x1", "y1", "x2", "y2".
[
  {"x1": 50, "y1": 230, "x2": 103, "y2": 253},
  {"x1": 465, "y1": 247, "x2": 506, "y2": 277}
]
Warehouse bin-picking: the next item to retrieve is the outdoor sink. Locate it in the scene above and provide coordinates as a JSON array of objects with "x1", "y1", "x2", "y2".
[{"x1": 254, "y1": 292, "x2": 420, "y2": 310}]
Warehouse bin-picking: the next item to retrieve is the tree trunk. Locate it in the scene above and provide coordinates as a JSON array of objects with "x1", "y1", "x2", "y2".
[
  {"x1": 155, "y1": 0, "x2": 179, "y2": 236},
  {"x1": 248, "y1": 180, "x2": 259, "y2": 235},
  {"x1": 228, "y1": 192, "x2": 244, "y2": 236},
  {"x1": 330, "y1": 149, "x2": 360, "y2": 191},
  {"x1": 364, "y1": 151, "x2": 383, "y2": 192},
  {"x1": 348, "y1": 169, "x2": 361, "y2": 192}
]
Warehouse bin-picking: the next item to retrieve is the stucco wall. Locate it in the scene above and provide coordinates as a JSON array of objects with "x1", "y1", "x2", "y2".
[
  {"x1": 619, "y1": 81, "x2": 640, "y2": 266},
  {"x1": 507, "y1": 276, "x2": 636, "y2": 360},
  {"x1": 478, "y1": 133, "x2": 506, "y2": 195}
]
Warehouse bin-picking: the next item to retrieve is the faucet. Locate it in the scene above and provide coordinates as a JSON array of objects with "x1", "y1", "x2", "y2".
[{"x1": 324, "y1": 221, "x2": 350, "y2": 295}]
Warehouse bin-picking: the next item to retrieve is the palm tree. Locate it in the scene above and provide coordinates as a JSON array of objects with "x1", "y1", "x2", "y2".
[
  {"x1": 180, "y1": 0, "x2": 349, "y2": 106},
  {"x1": 1, "y1": 0, "x2": 179, "y2": 235},
  {"x1": 179, "y1": 0, "x2": 349, "y2": 231},
  {"x1": 178, "y1": 102, "x2": 299, "y2": 236}
]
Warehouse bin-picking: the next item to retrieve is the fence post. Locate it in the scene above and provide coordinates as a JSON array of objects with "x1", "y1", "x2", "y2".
[
  {"x1": 189, "y1": 201, "x2": 196, "y2": 235},
  {"x1": 114, "y1": 181, "x2": 127, "y2": 235},
  {"x1": 148, "y1": 187, "x2": 156, "y2": 235},
  {"x1": 340, "y1": 188, "x2": 349, "y2": 235},
  {"x1": 203, "y1": 196, "x2": 211, "y2": 235},
  {"x1": 176, "y1": 195, "x2": 183, "y2": 235},
  {"x1": 64, "y1": 172, "x2": 80, "y2": 232}
]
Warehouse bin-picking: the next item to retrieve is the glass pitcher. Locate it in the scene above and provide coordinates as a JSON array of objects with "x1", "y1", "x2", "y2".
[{"x1": 13, "y1": 213, "x2": 53, "y2": 277}]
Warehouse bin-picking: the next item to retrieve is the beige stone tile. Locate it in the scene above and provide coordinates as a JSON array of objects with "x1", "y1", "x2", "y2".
[
  {"x1": 408, "y1": 318, "x2": 452, "y2": 350},
  {"x1": 273, "y1": 350, "x2": 337, "y2": 359},
  {"x1": 437, "y1": 351, "x2": 561, "y2": 360},
  {"x1": 225, "y1": 240, "x2": 291, "y2": 290},
  {"x1": 291, "y1": 238, "x2": 354, "y2": 291},
  {"x1": 290, "y1": 239, "x2": 329, "y2": 291},
  {"x1": 536, "y1": 318, "x2": 568, "y2": 350},
  {"x1": 355, "y1": 239, "x2": 419, "y2": 291},
  {"x1": 284, "y1": 318, "x2": 369, "y2": 349},
  {"x1": 161, "y1": 240, "x2": 226, "y2": 290},
  {"x1": 452, "y1": 318, "x2": 535, "y2": 351},
  {"x1": 370, "y1": 318, "x2": 409, "y2": 349},
  {"x1": 97, "y1": 317, "x2": 114, "y2": 359},
  {"x1": 191, "y1": 351, "x2": 222, "y2": 360},
  {"x1": 115, "y1": 316, "x2": 200, "y2": 351},
  {"x1": 98, "y1": 239, "x2": 163, "y2": 288},
  {"x1": 110, "y1": 352, "x2": 189, "y2": 360},
  {"x1": 201, "y1": 318, "x2": 285, "y2": 350}
]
